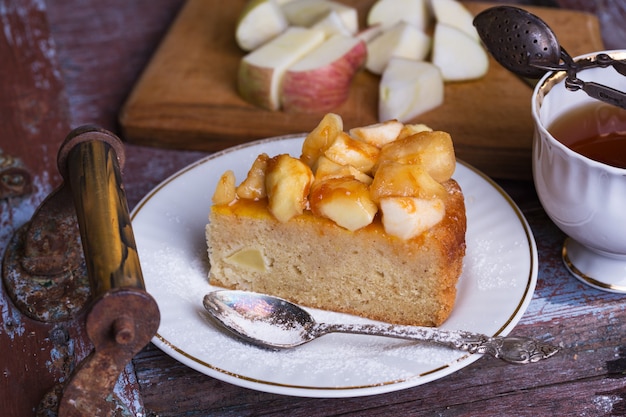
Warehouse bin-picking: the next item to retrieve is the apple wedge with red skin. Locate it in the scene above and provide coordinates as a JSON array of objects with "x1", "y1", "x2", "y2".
[
  {"x1": 280, "y1": 35, "x2": 366, "y2": 113},
  {"x1": 238, "y1": 27, "x2": 326, "y2": 111}
]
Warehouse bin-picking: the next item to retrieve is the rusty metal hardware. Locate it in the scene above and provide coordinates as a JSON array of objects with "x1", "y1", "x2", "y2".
[
  {"x1": 0, "y1": 149, "x2": 32, "y2": 199},
  {"x1": 2, "y1": 126, "x2": 160, "y2": 416},
  {"x1": 3, "y1": 182, "x2": 89, "y2": 322}
]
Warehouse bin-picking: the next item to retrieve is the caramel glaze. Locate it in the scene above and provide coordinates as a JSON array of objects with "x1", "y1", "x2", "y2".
[{"x1": 212, "y1": 179, "x2": 467, "y2": 264}]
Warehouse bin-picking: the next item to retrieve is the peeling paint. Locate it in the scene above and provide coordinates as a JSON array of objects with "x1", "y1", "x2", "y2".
[
  {"x1": 1, "y1": 172, "x2": 53, "y2": 244},
  {"x1": 114, "y1": 362, "x2": 146, "y2": 416},
  {"x1": 1, "y1": 172, "x2": 54, "y2": 341},
  {"x1": 593, "y1": 394, "x2": 621, "y2": 414},
  {"x1": 45, "y1": 326, "x2": 75, "y2": 382},
  {"x1": 519, "y1": 265, "x2": 625, "y2": 325},
  {"x1": 0, "y1": 291, "x2": 26, "y2": 339}
]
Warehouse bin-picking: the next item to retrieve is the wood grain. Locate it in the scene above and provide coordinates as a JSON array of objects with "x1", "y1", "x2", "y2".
[
  {"x1": 132, "y1": 205, "x2": 626, "y2": 417},
  {"x1": 119, "y1": 0, "x2": 604, "y2": 179},
  {"x1": 0, "y1": 1, "x2": 169, "y2": 415},
  {"x1": 0, "y1": 2, "x2": 75, "y2": 414},
  {"x1": 6, "y1": 0, "x2": 626, "y2": 415}
]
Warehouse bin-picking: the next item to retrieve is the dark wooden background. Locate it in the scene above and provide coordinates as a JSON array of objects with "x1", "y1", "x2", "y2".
[{"x1": 2, "y1": 0, "x2": 626, "y2": 415}]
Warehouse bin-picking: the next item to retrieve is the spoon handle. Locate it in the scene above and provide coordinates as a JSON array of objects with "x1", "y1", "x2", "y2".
[
  {"x1": 317, "y1": 323, "x2": 559, "y2": 365},
  {"x1": 565, "y1": 79, "x2": 626, "y2": 111},
  {"x1": 594, "y1": 54, "x2": 626, "y2": 77}
]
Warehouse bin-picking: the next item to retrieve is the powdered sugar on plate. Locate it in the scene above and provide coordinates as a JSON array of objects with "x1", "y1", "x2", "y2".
[{"x1": 131, "y1": 136, "x2": 537, "y2": 398}]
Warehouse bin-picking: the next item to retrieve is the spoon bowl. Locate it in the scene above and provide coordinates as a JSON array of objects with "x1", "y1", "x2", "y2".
[
  {"x1": 203, "y1": 288, "x2": 317, "y2": 348},
  {"x1": 473, "y1": 5, "x2": 561, "y2": 79},
  {"x1": 473, "y1": 6, "x2": 626, "y2": 109},
  {"x1": 204, "y1": 290, "x2": 560, "y2": 364}
]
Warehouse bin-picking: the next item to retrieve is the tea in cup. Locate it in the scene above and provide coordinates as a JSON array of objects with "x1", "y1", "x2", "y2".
[{"x1": 532, "y1": 50, "x2": 626, "y2": 292}]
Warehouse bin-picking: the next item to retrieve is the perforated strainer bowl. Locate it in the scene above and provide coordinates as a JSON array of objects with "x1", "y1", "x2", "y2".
[{"x1": 473, "y1": 5, "x2": 562, "y2": 79}]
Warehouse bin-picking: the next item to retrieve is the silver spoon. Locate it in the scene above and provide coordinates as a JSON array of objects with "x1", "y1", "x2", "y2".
[
  {"x1": 203, "y1": 290, "x2": 559, "y2": 365},
  {"x1": 473, "y1": 5, "x2": 626, "y2": 109}
]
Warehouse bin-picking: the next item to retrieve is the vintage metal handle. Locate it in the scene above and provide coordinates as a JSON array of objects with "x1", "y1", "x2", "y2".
[
  {"x1": 58, "y1": 126, "x2": 144, "y2": 296},
  {"x1": 54, "y1": 126, "x2": 160, "y2": 416},
  {"x1": 3, "y1": 125, "x2": 160, "y2": 414},
  {"x1": 3, "y1": 126, "x2": 160, "y2": 414}
]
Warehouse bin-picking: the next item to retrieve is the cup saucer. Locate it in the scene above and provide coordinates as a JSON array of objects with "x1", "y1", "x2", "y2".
[{"x1": 562, "y1": 237, "x2": 626, "y2": 293}]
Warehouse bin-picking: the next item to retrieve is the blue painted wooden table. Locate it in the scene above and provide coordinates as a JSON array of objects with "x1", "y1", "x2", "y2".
[{"x1": 2, "y1": 0, "x2": 626, "y2": 415}]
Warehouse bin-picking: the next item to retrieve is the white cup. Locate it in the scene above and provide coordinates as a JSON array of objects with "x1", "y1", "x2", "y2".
[{"x1": 532, "y1": 50, "x2": 626, "y2": 292}]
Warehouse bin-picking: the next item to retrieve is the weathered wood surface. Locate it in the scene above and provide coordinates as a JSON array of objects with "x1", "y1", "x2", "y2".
[
  {"x1": 0, "y1": 0, "x2": 188, "y2": 415},
  {"x1": 0, "y1": 0, "x2": 187, "y2": 415},
  {"x1": 2, "y1": 0, "x2": 626, "y2": 415},
  {"x1": 0, "y1": 1, "x2": 85, "y2": 415}
]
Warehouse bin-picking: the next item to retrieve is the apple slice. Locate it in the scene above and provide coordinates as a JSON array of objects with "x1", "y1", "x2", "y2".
[
  {"x1": 431, "y1": 22, "x2": 489, "y2": 81},
  {"x1": 377, "y1": 130, "x2": 456, "y2": 182},
  {"x1": 348, "y1": 119, "x2": 404, "y2": 148},
  {"x1": 431, "y1": 0, "x2": 480, "y2": 41},
  {"x1": 370, "y1": 161, "x2": 447, "y2": 203},
  {"x1": 310, "y1": 177, "x2": 378, "y2": 231},
  {"x1": 314, "y1": 155, "x2": 373, "y2": 184},
  {"x1": 238, "y1": 27, "x2": 325, "y2": 110},
  {"x1": 300, "y1": 112, "x2": 343, "y2": 168},
  {"x1": 235, "y1": 0, "x2": 289, "y2": 51},
  {"x1": 365, "y1": 21, "x2": 431, "y2": 75},
  {"x1": 265, "y1": 154, "x2": 314, "y2": 222},
  {"x1": 236, "y1": 153, "x2": 269, "y2": 200},
  {"x1": 355, "y1": 24, "x2": 384, "y2": 43},
  {"x1": 281, "y1": 35, "x2": 366, "y2": 113},
  {"x1": 281, "y1": 0, "x2": 358, "y2": 35},
  {"x1": 354, "y1": 25, "x2": 383, "y2": 43},
  {"x1": 323, "y1": 131, "x2": 380, "y2": 174},
  {"x1": 378, "y1": 57, "x2": 444, "y2": 122},
  {"x1": 397, "y1": 123, "x2": 432, "y2": 140},
  {"x1": 367, "y1": 0, "x2": 431, "y2": 31},
  {"x1": 380, "y1": 196, "x2": 445, "y2": 239},
  {"x1": 312, "y1": 10, "x2": 353, "y2": 38},
  {"x1": 326, "y1": 2, "x2": 358, "y2": 35},
  {"x1": 213, "y1": 170, "x2": 237, "y2": 205}
]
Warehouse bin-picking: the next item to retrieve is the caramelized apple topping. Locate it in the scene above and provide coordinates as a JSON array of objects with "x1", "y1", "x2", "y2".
[
  {"x1": 265, "y1": 154, "x2": 314, "y2": 223},
  {"x1": 370, "y1": 161, "x2": 447, "y2": 203},
  {"x1": 236, "y1": 153, "x2": 269, "y2": 200},
  {"x1": 323, "y1": 131, "x2": 380, "y2": 174},
  {"x1": 301, "y1": 112, "x2": 343, "y2": 168},
  {"x1": 213, "y1": 113, "x2": 457, "y2": 239},
  {"x1": 376, "y1": 130, "x2": 455, "y2": 182},
  {"x1": 310, "y1": 177, "x2": 378, "y2": 231},
  {"x1": 213, "y1": 170, "x2": 237, "y2": 205}
]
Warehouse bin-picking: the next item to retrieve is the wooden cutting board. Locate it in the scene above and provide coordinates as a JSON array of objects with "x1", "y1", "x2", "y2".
[{"x1": 119, "y1": 0, "x2": 603, "y2": 179}]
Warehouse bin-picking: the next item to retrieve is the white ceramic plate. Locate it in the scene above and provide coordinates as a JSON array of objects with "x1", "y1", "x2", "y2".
[{"x1": 131, "y1": 135, "x2": 538, "y2": 398}]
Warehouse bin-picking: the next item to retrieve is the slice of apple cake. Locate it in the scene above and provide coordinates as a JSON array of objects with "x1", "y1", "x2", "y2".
[{"x1": 206, "y1": 113, "x2": 466, "y2": 326}]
